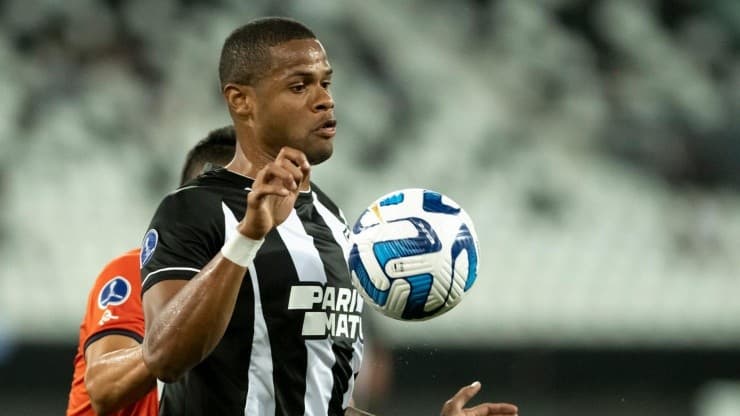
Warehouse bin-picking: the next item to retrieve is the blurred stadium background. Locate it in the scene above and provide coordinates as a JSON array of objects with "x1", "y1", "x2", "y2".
[{"x1": 1, "y1": 0, "x2": 739, "y2": 414}]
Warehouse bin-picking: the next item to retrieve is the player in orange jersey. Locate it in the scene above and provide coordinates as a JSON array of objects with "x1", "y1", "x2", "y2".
[{"x1": 66, "y1": 126, "x2": 236, "y2": 416}]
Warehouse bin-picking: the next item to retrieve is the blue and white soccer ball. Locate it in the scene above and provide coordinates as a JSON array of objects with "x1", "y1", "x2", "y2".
[{"x1": 348, "y1": 188, "x2": 479, "y2": 321}]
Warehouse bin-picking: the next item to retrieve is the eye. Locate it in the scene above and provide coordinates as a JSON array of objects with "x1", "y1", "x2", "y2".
[
  {"x1": 321, "y1": 81, "x2": 332, "y2": 90},
  {"x1": 290, "y1": 84, "x2": 306, "y2": 93}
]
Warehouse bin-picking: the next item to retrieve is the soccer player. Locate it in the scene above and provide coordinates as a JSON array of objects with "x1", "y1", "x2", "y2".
[
  {"x1": 140, "y1": 17, "x2": 517, "y2": 416},
  {"x1": 66, "y1": 126, "x2": 237, "y2": 416}
]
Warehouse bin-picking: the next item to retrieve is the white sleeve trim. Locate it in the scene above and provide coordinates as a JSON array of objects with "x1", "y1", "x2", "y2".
[{"x1": 143, "y1": 267, "x2": 201, "y2": 286}]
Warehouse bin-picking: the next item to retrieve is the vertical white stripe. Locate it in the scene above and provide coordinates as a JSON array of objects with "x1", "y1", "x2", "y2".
[
  {"x1": 244, "y1": 263, "x2": 276, "y2": 416},
  {"x1": 312, "y1": 195, "x2": 352, "y2": 261},
  {"x1": 277, "y1": 211, "x2": 335, "y2": 416},
  {"x1": 156, "y1": 379, "x2": 165, "y2": 402},
  {"x1": 222, "y1": 203, "x2": 276, "y2": 416},
  {"x1": 278, "y1": 212, "x2": 327, "y2": 283},
  {"x1": 221, "y1": 202, "x2": 238, "y2": 243},
  {"x1": 313, "y1": 194, "x2": 366, "y2": 408},
  {"x1": 303, "y1": 341, "x2": 336, "y2": 416}
]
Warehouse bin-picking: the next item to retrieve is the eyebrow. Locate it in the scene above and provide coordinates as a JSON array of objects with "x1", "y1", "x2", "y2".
[{"x1": 286, "y1": 68, "x2": 333, "y2": 78}]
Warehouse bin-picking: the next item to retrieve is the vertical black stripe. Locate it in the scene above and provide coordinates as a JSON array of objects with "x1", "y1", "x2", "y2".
[
  {"x1": 253, "y1": 230, "x2": 307, "y2": 416},
  {"x1": 328, "y1": 343, "x2": 354, "y2": 415},
  {"x1": 295, "y1": 200, "x2": 356, "y2": 414},
  {"x1": 204, "y1": 200, "x2": 256, "y2": 415},
  {"x1": 295, "y1": 202, "x2": 350, "y2": 291},
  {"x1": 159, "y1": 274, "x2": 256, "y2": 416},
  {"x1": 221, "y1": 266, "x2": 256, "y2": 411},
  {"x1": 158, "y1": 181, "x2": 258, "y2": 416}
]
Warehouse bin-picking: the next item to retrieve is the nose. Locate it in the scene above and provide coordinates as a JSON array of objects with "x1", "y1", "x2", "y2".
[{"x1": 313, "y1": 88, "x2": 334, "y2": 112}]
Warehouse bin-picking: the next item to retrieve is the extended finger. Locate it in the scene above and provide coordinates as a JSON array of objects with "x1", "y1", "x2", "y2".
[
  {"x1": 251, "y1": 166, "x2": 292, "y2": 199},
  {"x1": 465, "y1": 403, "x2": 518, "y2": 416},
  {"x1": 277, "y1": 158, "x2": 304, "y2": 188},
  {"x1": 249, "y1": 182, "x2": 291, "y2": 200},
  {"x1": 276, "y1": 147, "x2": 310, "y2": 171},
  {"x1": 298, "y1": 160, "x2": 311, "y2": 189},
  {"x1": 445, "y1": 381, "x2": 482, "y2": 411},
  {"x1": 275, "y1": 147, "x2": 311, "y2": 190},
  {"x1": 262, "y1": 163, "x2": 299, "y2": 191}
]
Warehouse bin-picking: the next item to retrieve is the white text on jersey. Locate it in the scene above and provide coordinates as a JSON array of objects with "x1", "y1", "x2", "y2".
[{"x1": 287, "y1": 285, "x2": 364, "y2": 340}]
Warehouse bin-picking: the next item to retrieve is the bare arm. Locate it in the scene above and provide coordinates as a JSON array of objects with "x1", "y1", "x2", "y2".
[
  {"x1": 84, "y1": 335, "x2": 155, "y2": 415},
  {"x1": 142, "y1": 255, "x2": 254, "y2": 381},
  {"x1": 142, "y1": 147, "x2": 311, "y2": 382}
]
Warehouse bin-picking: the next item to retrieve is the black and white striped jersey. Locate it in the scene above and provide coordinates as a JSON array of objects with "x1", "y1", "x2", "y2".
[{"x1": 140, "y1": 168, "x2": 364, "y2": 416}]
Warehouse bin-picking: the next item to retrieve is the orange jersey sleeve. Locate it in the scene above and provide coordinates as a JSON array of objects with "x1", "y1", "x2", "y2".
[{"x1": 66, "y1": 249, "x2": 158, "y2": 416}]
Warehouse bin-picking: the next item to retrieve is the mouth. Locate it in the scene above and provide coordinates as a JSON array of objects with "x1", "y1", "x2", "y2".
[{"x1": 314, "y1": 118, "x2": 337, "y2": 138}]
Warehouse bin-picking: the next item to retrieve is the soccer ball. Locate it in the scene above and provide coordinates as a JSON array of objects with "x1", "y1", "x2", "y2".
[{"x1": 348, "y1": 188, "x2": 479, "y2": 321}]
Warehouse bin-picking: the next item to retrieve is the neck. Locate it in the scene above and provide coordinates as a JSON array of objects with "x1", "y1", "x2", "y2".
[
  {"x1": 225, "y1": 143, "x2": 265, "y2": 179},
  {"x1": 225, "y1": 125, "x2": 310, "y2": 192},
  {"x1": 225, "y1": 123, "x2": 271, "y2": 178}
]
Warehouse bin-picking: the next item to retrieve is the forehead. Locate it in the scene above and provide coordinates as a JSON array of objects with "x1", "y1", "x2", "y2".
[{"x1": 266, "y1": 38, "x2": 331, "y2": 77}]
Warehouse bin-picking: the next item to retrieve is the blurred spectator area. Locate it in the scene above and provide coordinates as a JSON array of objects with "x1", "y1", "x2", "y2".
[{"x1": 0, "y1": 0, "x2": 739, "y2": 347}]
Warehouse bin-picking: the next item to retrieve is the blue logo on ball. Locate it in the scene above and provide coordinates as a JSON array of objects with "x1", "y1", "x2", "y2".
[
  {"x1": 451, "y1": 223, "x2": 478, "y2": 292},
  {"x1": 97, "y1": 277, "x2": 132, "y2": 309},
  {"x1": 140, "y1": 229, "x2": 158, "y2": 266},
  {"x1": 422, "y1": 190, "x2": 460, "y2": 215}
]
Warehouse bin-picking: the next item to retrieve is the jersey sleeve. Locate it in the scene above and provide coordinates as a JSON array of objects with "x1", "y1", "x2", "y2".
[
  {"x1": 140, "y1": 188, "x2": 225, "y2": 293},
  {"x1": 82, "y1": 252, "x2": 146, "y2": 352}
]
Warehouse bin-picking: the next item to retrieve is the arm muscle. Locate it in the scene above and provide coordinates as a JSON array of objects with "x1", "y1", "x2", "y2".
[
  {"x1": 84, "y1": 335, "x2": 155, "y2": 415},
  {"x1": 142, "y1": 254, "x2": 248, "y2": 381}
]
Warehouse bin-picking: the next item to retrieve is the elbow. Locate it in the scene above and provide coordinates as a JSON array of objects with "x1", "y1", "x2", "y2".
[
  {"x1": 85, "y1": 377, "x2": 117, "y2": 416},
  {"x1": 149, "y1": 367, "x2": 184, "y2": 384},
  {"x1": 90, "y1": 399, "x2": 113, "y2": 416},
  {"x1": 142, "y1": 344, "x2": 187, "y2": 383}
]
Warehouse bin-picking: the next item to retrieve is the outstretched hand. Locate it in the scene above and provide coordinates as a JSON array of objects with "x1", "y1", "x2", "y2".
[
  {"x1": 440, "y1": 382, "x2": 518, "y2": 416},
  {"x1": 239, "y1": 147, "x2": 311, "y2": 239}
]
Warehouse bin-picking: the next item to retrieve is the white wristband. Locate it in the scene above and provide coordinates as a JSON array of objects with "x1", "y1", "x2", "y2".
[{"x1": 221, "y1": 233, "x2": 264, "y2": 267}]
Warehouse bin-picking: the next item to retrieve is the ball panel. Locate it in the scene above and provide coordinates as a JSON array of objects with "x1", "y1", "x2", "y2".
[
  {"x1": 425, "y1": 267, "x2": 451, "y2": 311},
  {"x1": 386, "y1": 279, "x2": 411, "y2": 318},
  {"x1": 348, "y1": 244, "x2": 389, "y2": 306},
  {"x1": 402, "y1": 273, "x2": 434, "y2": 320},
  {"x1": 384, "y1": 254, "x2": 434, "y2": 278}
]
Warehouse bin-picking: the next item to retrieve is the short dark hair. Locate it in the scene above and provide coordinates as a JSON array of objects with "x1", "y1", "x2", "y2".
[
  {"x1": 218, "y1": 17, "x2": 316, "y2": 88},
  {"x1": 180, "y1": 126, "x2": 236, "y2": 185}
]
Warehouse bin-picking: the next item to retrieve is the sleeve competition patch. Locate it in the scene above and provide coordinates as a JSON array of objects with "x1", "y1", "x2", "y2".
[
  {"x1": 140, "y1": 228, "x2": 159, "y2": 266},
  {"x1": 97, "y1": 276, "x2": 132, "y2": 309}
]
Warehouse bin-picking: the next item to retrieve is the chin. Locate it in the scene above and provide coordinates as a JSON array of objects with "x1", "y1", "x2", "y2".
[{"x1": 307, "y1": 146, "x2": 333, "y2": 165}]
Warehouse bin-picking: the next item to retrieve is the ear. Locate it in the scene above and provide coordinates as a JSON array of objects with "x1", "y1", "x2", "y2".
[{"x1": 223, "y1": 83, "x2": 254, "y2": 118}]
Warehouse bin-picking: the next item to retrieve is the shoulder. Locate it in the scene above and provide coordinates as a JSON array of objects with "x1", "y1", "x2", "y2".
[
  {"x1": 88, "y1": 249, "x2": 141, "y2": 311},
  {"x1": 152, "y1": 176, "x2": 233, "y2": 223},
  {"x1": 158, "y1": 168, "x2": 248, "y2": 212},
  {"x1": 81, "y1": 249, "x2": 147, "y2": 348},
  {"x1": 161, "y1": 182, "x2": 222, "y2": 209}
]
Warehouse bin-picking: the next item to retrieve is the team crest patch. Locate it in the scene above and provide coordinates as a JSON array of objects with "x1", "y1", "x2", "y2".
[
  {"x1": 140, "y1": 229, "x2": 158, "y2": 266},
  {"x1": 97, "y1": 276, "x2": 132, "y2": 309}
]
